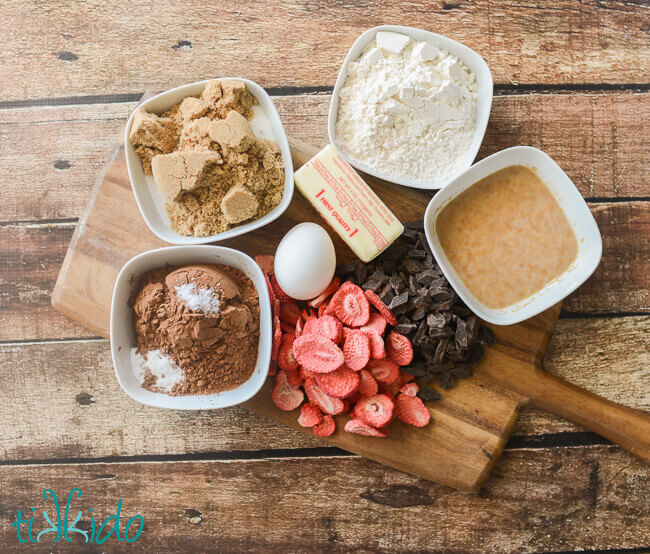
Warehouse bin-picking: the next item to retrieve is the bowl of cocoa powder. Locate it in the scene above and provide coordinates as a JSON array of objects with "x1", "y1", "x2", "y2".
[{"x1": 110, "y1": 246, "x2": 272, "y2": 409}]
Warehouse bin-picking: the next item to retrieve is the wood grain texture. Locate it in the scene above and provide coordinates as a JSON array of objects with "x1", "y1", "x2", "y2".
[
  {"x1": 1, "y1": 0, "x2": 649, "y2": 102},
  {"x1": 1, "y1": 448, "x2": 648, "y2": 552},
  {"x1": 0, "y1": 316, "x2": 647, "y2": 461},
  {"x1": 4, "y1": 202, "x2": 641, "y2": 343},
  {"x1": 1, "y1": 93, "x2": 648, "y2": 222}
]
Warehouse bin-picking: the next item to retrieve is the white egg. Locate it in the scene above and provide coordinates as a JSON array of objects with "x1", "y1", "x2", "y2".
[{"x1": 274, "y1": 223, "x2": 336, "y2": 300}]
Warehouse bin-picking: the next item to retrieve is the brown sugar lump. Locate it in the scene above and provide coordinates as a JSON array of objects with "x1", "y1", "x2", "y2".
[
  {"x1": 179, "y1": 97, "x2": 210, "y2": 121},
  {"x1": 209, "y1": 110, "x2": 256, "y2": 152},
  {"x1": 129, "y1": 109, "x2": 178, "y2": 152},
  {"x1": 221, "y1": 184, "x2": 259, "y2": 224},
  {"x1": 201, "y1": 79, "x2": 257, "y2": 119},
  {"x1": 129, "y1": 109, "x2": 179, "y2": 175},
  {"x1": 151, "y1": 151, "x2": 223, "y2": 202}
]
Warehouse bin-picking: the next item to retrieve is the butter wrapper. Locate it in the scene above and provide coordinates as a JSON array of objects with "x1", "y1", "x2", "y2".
[{"x1": 294, "y1": 145, "x2": 404, "y2": 262}]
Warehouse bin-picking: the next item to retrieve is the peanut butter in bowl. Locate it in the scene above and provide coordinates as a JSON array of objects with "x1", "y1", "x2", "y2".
[
  {"x1": 435, "y1": 165, "x2": 578, "y2": 310},
  {"x1": 423, "y1": 146, "x2": 602, "y2": 326}
]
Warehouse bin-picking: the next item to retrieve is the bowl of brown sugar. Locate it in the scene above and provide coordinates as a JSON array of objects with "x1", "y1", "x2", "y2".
[
  {"x1": 110, "y1": 245, "x2": 272, "y2": 409},
  {"x1": 424, "y1": 146, "x2": 602, "y2": 325},
  {"x1": 124, "y1": 78, "x2": 293, "y2": 245}
]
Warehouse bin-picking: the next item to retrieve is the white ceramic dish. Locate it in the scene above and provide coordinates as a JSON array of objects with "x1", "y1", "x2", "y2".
[
  {"x1": 424, "y1": 146, "x2": 602, "y2": 326},
  {"x1": 124, "y1": 78, "x2": 294, "y2": 245},
  {"x1": 328, "y1": 25, "x2": 493, "y2": 190},
  {"x1": 110, "y1": 246, "x2": 272, "y2": 409}
]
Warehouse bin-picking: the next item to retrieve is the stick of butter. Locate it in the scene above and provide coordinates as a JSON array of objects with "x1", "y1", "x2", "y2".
[{"x1": 294, "y1": 145, "x2": 404, "y2": 262}]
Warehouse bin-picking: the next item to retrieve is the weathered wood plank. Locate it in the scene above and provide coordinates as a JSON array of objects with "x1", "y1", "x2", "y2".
[
  {"x1": 0, "y1": 448, "x2": 648, "y2": 552},
  {"x1": 1, "y1": 202, "x2": 647, "y2": 342},
  {"x1": 1, "y1": 93, "x2": 648, "y2": 222},
  {"x1": 2, "y1": 0, "x2": 649, "y2": 103},
  {"x1": 1, "y1": 316, "x2": 646, "y2": 461}
]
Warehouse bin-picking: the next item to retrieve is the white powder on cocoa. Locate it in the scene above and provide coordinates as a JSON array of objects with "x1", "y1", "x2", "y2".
[
  {"x1": 131, "y1": 348, "x2": 184, "y2": 392},
  {"x1": 335, "y1": 34, "x2": 478, "y2": 185},
  {"x1": 175, "y1": 282, "x2": 222, "y2": 315}
]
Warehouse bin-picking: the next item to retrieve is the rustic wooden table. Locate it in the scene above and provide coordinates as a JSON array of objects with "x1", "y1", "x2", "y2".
[{"x1": 0, "y1": 1, "x2": 648, "y2": 552}]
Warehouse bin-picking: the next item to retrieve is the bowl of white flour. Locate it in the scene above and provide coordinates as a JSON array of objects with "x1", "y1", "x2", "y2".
[{"x1": 329, "y1": 25, "x2": 492, "y2": 190}]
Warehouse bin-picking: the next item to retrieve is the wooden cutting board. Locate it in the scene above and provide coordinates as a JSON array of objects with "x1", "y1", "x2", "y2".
[{"x1": 52, "y1": 137, "x2": 650, "y2": 492}]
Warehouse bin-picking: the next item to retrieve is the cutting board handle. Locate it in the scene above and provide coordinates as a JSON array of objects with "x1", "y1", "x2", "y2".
[{"x1": 516, "y1": 366, "x2": 650, "y2": 463}]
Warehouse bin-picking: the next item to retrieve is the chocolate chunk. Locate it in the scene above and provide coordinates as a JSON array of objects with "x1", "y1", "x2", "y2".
[
  {"x1": 455, "y1": 318, "x2": 469, "y2": 350},
  {"x1": 418, "y1": 387, "x2": 442, "y2": 402},
  {"x1": 416, "y1": 269, "x2": 438, "y2": 285},
  {"x1": 413, "y1": 320, "x2": 428, "y2": 346},
  {"x1": 403, "y1": 364, "x2": 427, "y2": 377},
  {"x1": 362, "y1": 279, "x2": 383, "y2": 292},
  {"x1": 411, "y1": 307, "x2": 426, "y2": 321},
  {"x1": 452, "y1": 305, "x2": 472, "y2": 317},
  {"x1": 389, "y1": 291, "x2": 409, "y2": 310},
  {"x1": 404, "y1": 219, "x2": 424, "y2": 229},
  {"x1": 407, "y1": 249, "x2": 427, "y2": 260},
  {"x1": 430, "y1": 362, "x2": 454, "y2": 373},
  {"x1": 389, "y1": 274, "x2": 404, "y2": 293},
  {"x1": 369, "y1": 270, "x2": 389, "y2": 285},
  {"x1": 427, "y1": 312, "x2": 450, "y2": 328},
  {"x1": 479, "y1": 326, "x2": 496, "y2": 345},
  {"x1": 402, "y1": 228, "x2": 419, "y2": 241},
  {"x1": 434, "y1": 337, "x2": 449, "y2": 363},
  {"x1": 354, "y1": 262, "x2": 368, "y2": 283},
  {"x1": 470, "y1": 344, "x2": 485, "y2": 364},
  {"x1": 428, "y1": 326, "x2": 453, "y2": 338},
  {"x1": 403, "y1": 258, "x2": 424, "y2": 273},
  {"x1": 430, "y1": 288, "x2": 452, "y2": 302},
  {"x1": 414, "y1": 296, "x2": 432, "y2": 310}
]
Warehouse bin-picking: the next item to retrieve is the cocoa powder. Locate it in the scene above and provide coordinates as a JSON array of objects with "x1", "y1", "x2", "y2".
[{"x1": 130, "y1": 263, "x2": 260, "y2": 395}]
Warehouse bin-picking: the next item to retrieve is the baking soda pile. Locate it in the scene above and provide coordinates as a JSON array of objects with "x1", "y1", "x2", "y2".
[{"x1": 257, "y1": 255, "x2": 431, "y2": 438}]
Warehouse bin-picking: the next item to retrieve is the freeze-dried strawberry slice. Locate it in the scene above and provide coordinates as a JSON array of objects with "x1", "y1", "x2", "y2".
[
  {"x1": 346, "y1": 390, "x2": 361, "y2": 404},
  {"x1": 398, "y1": 372, "x2": 414, "y2": 387},
  {"x1": 295, "y1": 317, "x2": 304, "y2": 337},
  {"x1": 264, "y1": 273, "x2": 277, "y2": 304},
  {"x1": 326, "y1": 282, "x2": 370, "y2": 327},
  {"x1": 271, "y1": 370, "x2": 304, "y2": 411},
  {"x1": 315, "y1": 366, "x2": 360, "y2": 398},
  {"x1": 301, "y1": 307, "x2": 317, "y2": 321},
  {"x1": 379, "y1": 380, "x2": 400, "y2": 398},
  {"x1": 280, "y1": 321, "x2": 296, "y2": 335},
  {"x1": 386, "y1": 331, "x2": 414, "y2": 366},
  {"x1": 303, "y1": 315, "x2": 343, "y2": 344},
  {"x1": 279, "y1": 302, "x2": 300, "y2": 325},
  {"x1": 299, "y1": 366, "x2": 315, "y2": 382},
  {"x1": 268, "y1": 358, "x2": 278, "y2": 376},
  {"x1": 360, "y1": 312, "x2": 387, "y2": 337},
  {"x1": 366, "y1": 359, "x2": 400, "y2": 384},
  {"x1": 364, "y1": 290, "x2": 398, "y2": 326},
  {"x1": 343, "y1": 330, "x2": 371, "y2": 371},
  {"x1": 285, "y1": 368, "x2": 301, "y2": 387},
  {"x1": 313, "y1": 414, "x2": 335, "y2": 436},
  {"x1": 399, "y1": 382, "x2": 419, "y2": 397},
  {"x1": 354, "y1": 394, "x2": 394, "y2": 427},
  {"x1": 308, "y1": 277, "x2": 341, "y2": 307},
  {"x1": 357, "y1": 369, "x2": 379, "y2": 397},
  {"x1": 304, "y1": 378, "x2": 347, "y2": 415},
  {"x1": 254, "y1": 254, "x2": 275, "y2": 275},
  {"x1": 271, "y1": 319, "x2": 282, "y2": 362},
  {"x1": 317, "y1": 303, "x2": 329, "y2": 318},
  {"x1": 293, "y1": 334, "x2": 344, "y2": 374},
  {"x1": 279, "y1": 334, "x2": 299, "y2": 372},
  {"x1": 395, "y1": 394, "x2": 431, "y2": 427},
  {"x1": 270, "y1": 274, "x2": 295, "y2": 303},
  {"x1": 298, "y1": 403, "x2": 323, "y2": 427},
  {"x1": 364, "y1": 331, "x2": 386, "y2": 360},
  {"x1": 344, "y1": 418, "x2": 388, "y2": 437}
]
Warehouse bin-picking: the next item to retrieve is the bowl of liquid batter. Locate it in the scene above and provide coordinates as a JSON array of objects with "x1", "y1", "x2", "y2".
[{"x1": 424, "y1": 146, "x2": 602, "y2": 325}]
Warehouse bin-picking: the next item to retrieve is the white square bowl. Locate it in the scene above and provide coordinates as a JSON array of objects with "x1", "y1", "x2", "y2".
[
  {"x1": 424, "y1": 146, "x2": 602, "y2": 326},
  {"x1": 124, "y1": 78, "x2": 294, "y2": 244},
  {"x1": 110, "y1": 245, "x2": 272, "y2": 409},
  {"x1": 328, "y1": 25, "x2": 493, "y2": 190}
]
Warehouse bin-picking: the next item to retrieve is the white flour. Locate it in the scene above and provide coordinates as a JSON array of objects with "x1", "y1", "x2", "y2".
[
  {"x1": 175, "y1": 282, "x2": 221, "y2": 315},
  {"x1": 131, "y1": 348, "x2": 184, "y2": 392},
  {"x1": 335, "y1": 34, "x2": 478, "y2": 185}
]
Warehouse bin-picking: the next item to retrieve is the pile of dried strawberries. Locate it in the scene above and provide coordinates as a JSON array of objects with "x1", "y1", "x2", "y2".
[{"x1": 256, "y1": 255, "x2": 431, "y2": 438}]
